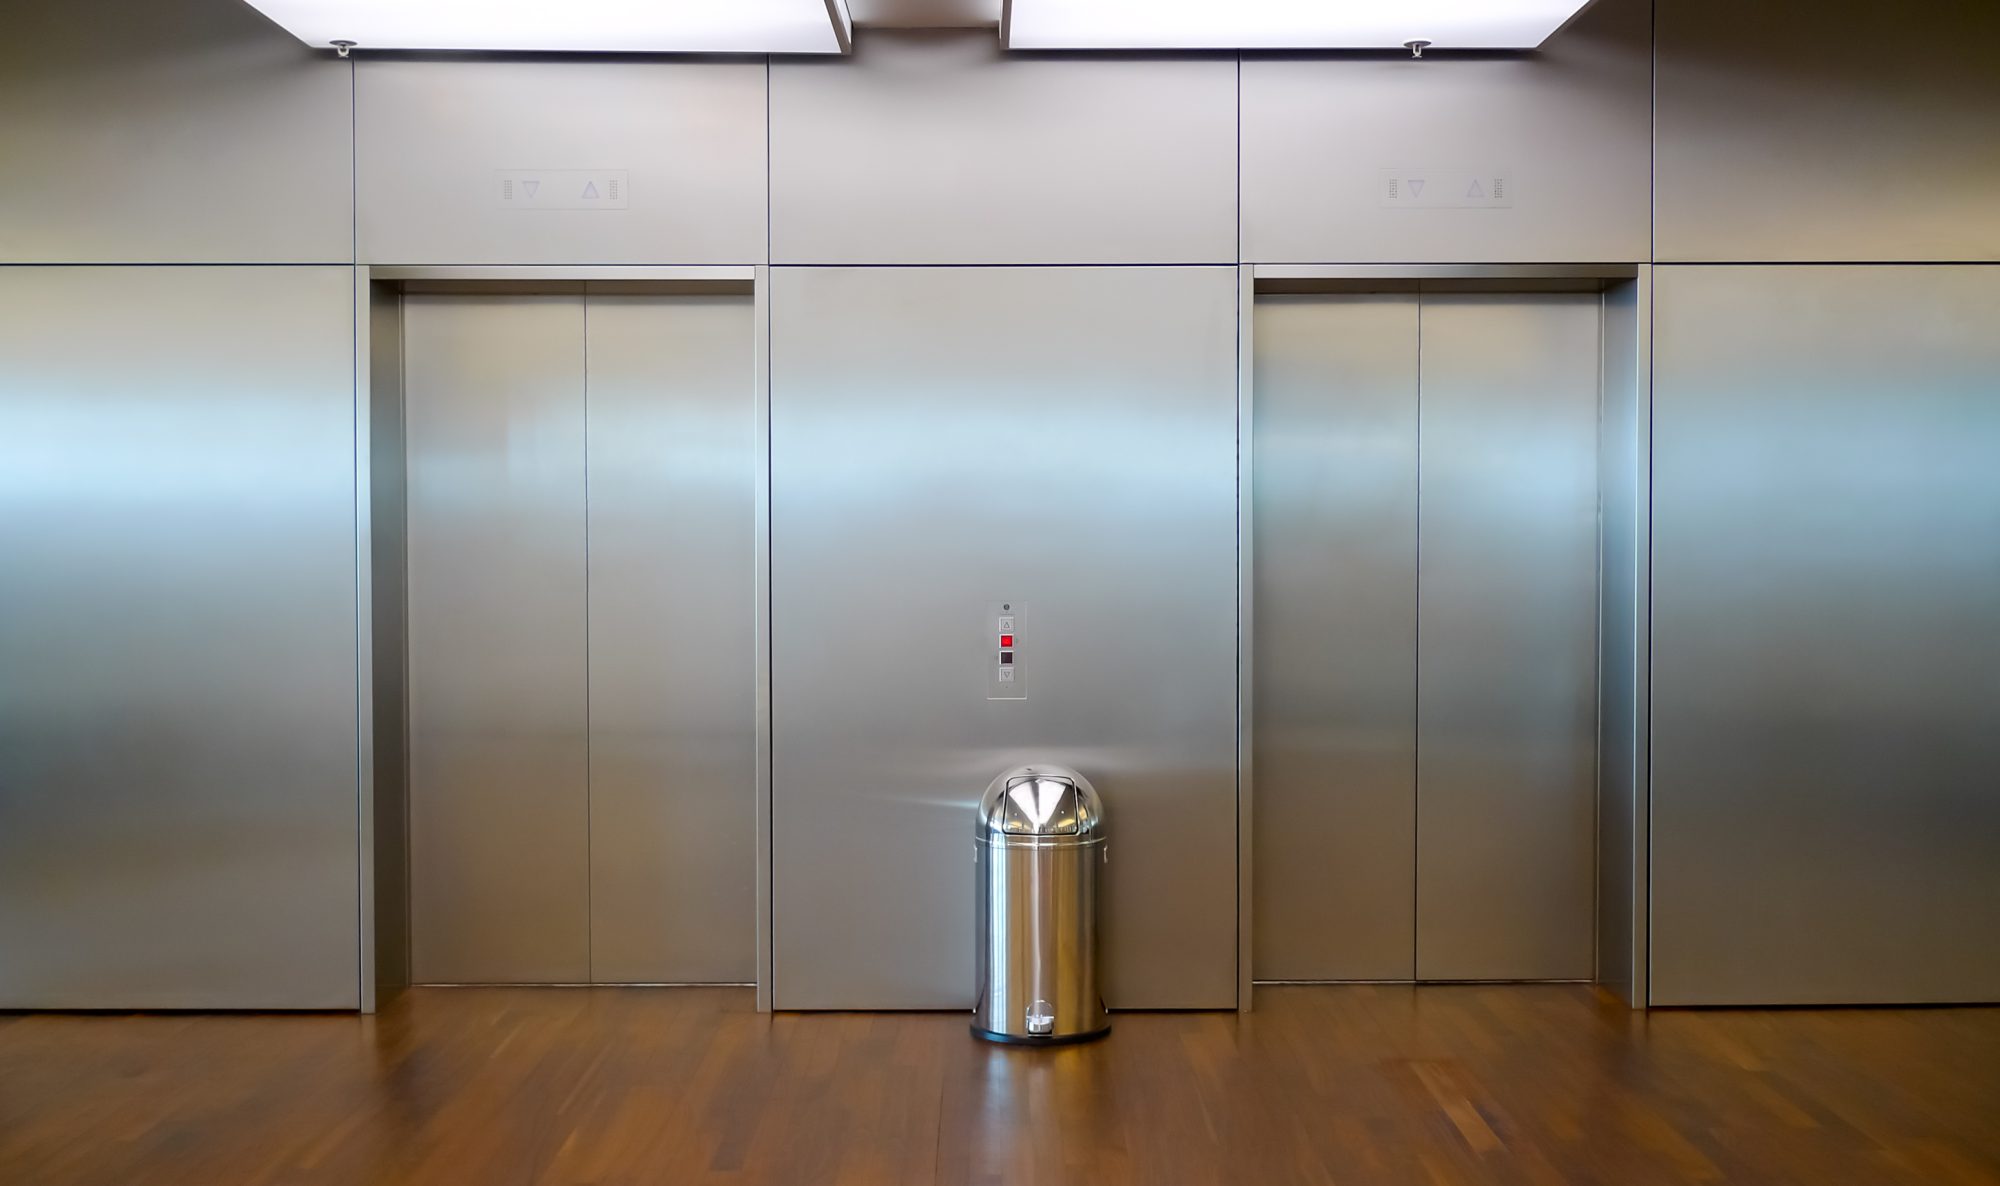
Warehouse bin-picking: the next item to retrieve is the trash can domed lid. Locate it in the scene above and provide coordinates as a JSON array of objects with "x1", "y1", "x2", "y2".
[{"x1": 978, "y1": 764, "x2": 1103, "y2": 839}]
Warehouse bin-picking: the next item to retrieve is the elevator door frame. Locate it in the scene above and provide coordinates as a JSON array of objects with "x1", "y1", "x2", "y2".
[
  {"x1": 353, "y1": 266, "x2": 769, "y2": 1014},
  {"x1": 1238, "y1": 263, "x2": 1652, "y2": 1009}
]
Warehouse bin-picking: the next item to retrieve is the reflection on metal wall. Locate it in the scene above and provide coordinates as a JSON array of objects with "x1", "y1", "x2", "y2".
[
  {"x1": 1655, "y1": 0, "x2": 2000, "y2": 262},
  {"x1": 0, "y1": 266, "x2": 360, "y2": 1008},
  {"x1": 770, "y1": 266, "x2": 1239, "y2": 1009},
  {"x1": 770, "y1": 34, "x2": 1237, "y2": 265},
  {"x1": 355, "y1": 60, "x2": 767, "y2": 266},
  {"x1": 1252, "y1": 294, "x2": 1419, "y2": 981},
  {"x1": 0, "y1": 0, "x2": 352, "y2": 264},
  {"x1": 1652, "y1": 265, "x2": 2000, "y2": 1004}
]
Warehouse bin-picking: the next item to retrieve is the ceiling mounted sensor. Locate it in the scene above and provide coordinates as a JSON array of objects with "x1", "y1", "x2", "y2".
[
  {"x1": 239, "y1": 0, "x2": 854, "y2": 55},
  {"x1": 1001, "y1": 0, "x2": 1597, "y2": 50}
]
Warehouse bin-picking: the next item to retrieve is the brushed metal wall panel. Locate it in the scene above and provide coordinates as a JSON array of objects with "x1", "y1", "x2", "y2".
[
  {"x1": 771, "y1": 266, "x2": 1239, "y2": 1009},
  {"x1": 1416, "y1": 293, "x2": 1599, "y2": 982},
  {"x1": 1651, "y1": 265, "x2": 2000, "y2": 1005},
  {"x1": 586, "y1": 293, "x2": 757, "y2": 984},
  {"x1": 1657, "y1": 0, "x2": 2000, "y2": 262},
  {"x1": 1251, "y1": 295, "x2": 1419, "y2": 981},
  {"x1": 1240, "y1": 0, "x2": 1649, "y2": 264},
  {"x1": 0, "y1": 266, "x2": 359, "y2": 1009},
  {"x1": 357, "y1": 59, "x2": 766, "y2": 265},
  {"x1": 770, "y1": 32, "x2": 1237, "y2": 264},
  {"x1": 404, "y1": 294, "x2": 591, "y2": 984},
  {"x1": 0, "y1": 0, "x2": 351, "y2": 263}
]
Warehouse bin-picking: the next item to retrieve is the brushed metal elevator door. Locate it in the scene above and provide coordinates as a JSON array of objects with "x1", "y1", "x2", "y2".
[
  {"x1": 1415, "y1": 293, "x2": 1600, "y2": 981},
  {"x1": 404, "y1": 292, "x2": 756, "y2": 986},
  {"x1": 585, "y1": 294, "x2": 756, "y2": 985},
  {"x1": 405, "y1": 294, "x2": 592, "y2": 984},
  {"x1": 1251, "y1": 290, "x2": 1599, "y2": 983},
  {"x1": 405, "y1": 292, "x2": 755, "y2": 985},
  {"x1": 1252, "y1": 295, "x2": 1419, "y2": 981}
]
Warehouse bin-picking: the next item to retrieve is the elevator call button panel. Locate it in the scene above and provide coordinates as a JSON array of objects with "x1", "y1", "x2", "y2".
[{"x1": 988, "y1": 602, "x2": 1025, "y2": 700}]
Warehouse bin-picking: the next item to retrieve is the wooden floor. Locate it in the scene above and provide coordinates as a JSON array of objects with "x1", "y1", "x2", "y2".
[{"x1": 2, "y1": 986, "x2": 1997, "y2": 1186}]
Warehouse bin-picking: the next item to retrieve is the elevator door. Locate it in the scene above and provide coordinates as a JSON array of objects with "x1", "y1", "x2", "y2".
[
  {"x1": 403, "y1": 291, "x2": 754, "y2": 985},
  {"x1": 1253, "y1": 290, "x2": 1599, "y2": 982},
  {"x1": 1252, "y1": 295, "x2": 1419, "y2": 981}
]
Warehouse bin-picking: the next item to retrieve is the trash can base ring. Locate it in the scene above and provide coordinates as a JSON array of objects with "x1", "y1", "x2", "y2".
[{"x1": 971, "y1": 1023, "x2": 1111, "y2": 1047}]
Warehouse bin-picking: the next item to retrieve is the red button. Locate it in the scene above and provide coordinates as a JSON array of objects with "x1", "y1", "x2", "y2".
[{"x1": 999, "y1": 634, "x2": 1014, "y2": 647}]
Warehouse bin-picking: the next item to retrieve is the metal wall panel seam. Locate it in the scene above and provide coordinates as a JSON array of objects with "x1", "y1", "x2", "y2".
[
  {"x1": 582, "y1": 293, "x2": 594, "y2": 977},
  {"x1": 1235, "y1": 261, "x2": 1253, "y2": 1011},
  {"x1": 753, "y1": 264, "x2": 775, "y2": 1013},
  {"x1": 1649, "y1": 0, "x2": 1657, "y2": 266},
  {"x1": 352, "y1": 49, "x2": 371, "y2": 1018},
  {"x1": 759, "y1": 50, "x2": 777, "y2": 1012},
  {"x1": 1235, "y1": 54, "x2": 1249, "y2": 1005},
  {"x1": 353, "y1": 263, "x2": 375, "y2": 1013},
  {"x1": 1640, "y1": 262, "x2": 1656, "y2": 1008}
]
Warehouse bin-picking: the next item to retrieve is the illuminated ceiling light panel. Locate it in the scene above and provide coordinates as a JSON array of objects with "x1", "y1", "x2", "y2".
[
  {"x1": 240, "y1": 0, "x2": 852, "y2": 55},
  {"x1": 1003, "y1": 0, "x2": 1598, "y2": 50}
]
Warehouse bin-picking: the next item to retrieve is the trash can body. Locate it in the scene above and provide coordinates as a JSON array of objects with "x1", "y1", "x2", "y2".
[{"x1": 974, "y1": 765, "x2": 1109, "y2": 1044}]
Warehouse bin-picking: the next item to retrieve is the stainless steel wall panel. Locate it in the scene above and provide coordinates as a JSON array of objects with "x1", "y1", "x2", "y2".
[
  {"x1": 1250, "y1": 294, "x2": 1419, "y2": 981},
  {"x1": 770, "y1": 266, "x2": 1240, "y2": 1009},
  {"x1": 1239, "y1": 0, "x2": 1649, "y2": 265},
  {"x1": 403, "y1": 294, "x2": 591, "y2": 984},
  {"x1": 1651, "y1": 265, "x2": 2000, "y2": 1005},
  {"x1": 356, "y1": 60, "x2": 767, "y2": 266},
  {"x1": 769, "y1": 32, "x2": 1237, "y2": 265},
  {"x1": 585, "y1": 293, "x2": 757, "y2": 984},
  {"x1": 0, "y1": 0, "x2": 351, "y2": 263},
  {"x1": 1656, "y1": 0, "x2": 2000, "y2": 262},
  {"x1": 0, "y1": 266, "x2": 360, "y2": 1008},
  {"x1": 1416, "y1": 293, "x2": 1600, "y2": 982}
]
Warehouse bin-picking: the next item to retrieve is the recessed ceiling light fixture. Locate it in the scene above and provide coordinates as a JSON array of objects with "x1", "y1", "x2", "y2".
[
  {"x1": 1002, "y1": 0, "x2": 1598, "y2": 51},
  {"x1": 239, "y1": 0, "x2": 853, "y2": 55}
]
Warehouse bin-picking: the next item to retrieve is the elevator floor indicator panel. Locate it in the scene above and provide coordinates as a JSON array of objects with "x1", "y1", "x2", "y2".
[{"x1": 988, "y1": 602, "x2": 1025, "y2": 700}]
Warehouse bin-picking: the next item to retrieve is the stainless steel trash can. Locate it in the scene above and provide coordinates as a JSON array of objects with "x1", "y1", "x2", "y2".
[{"x1": 973, "y1": 764, "x2": 1109, "y2": 1045}]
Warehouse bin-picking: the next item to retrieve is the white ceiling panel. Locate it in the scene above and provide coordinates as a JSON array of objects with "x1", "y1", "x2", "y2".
[
  {"x1": 1005, "y1": 0, "x2": 1597, "y2": 50},
  {"x1": 239, "y1": 0, "x2": 851, "y2": 54}
]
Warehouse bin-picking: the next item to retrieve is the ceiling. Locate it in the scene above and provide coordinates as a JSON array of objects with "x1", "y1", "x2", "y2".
[{"x1": 847, "y1": 0, "x2": 1002, "y2": 28}]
